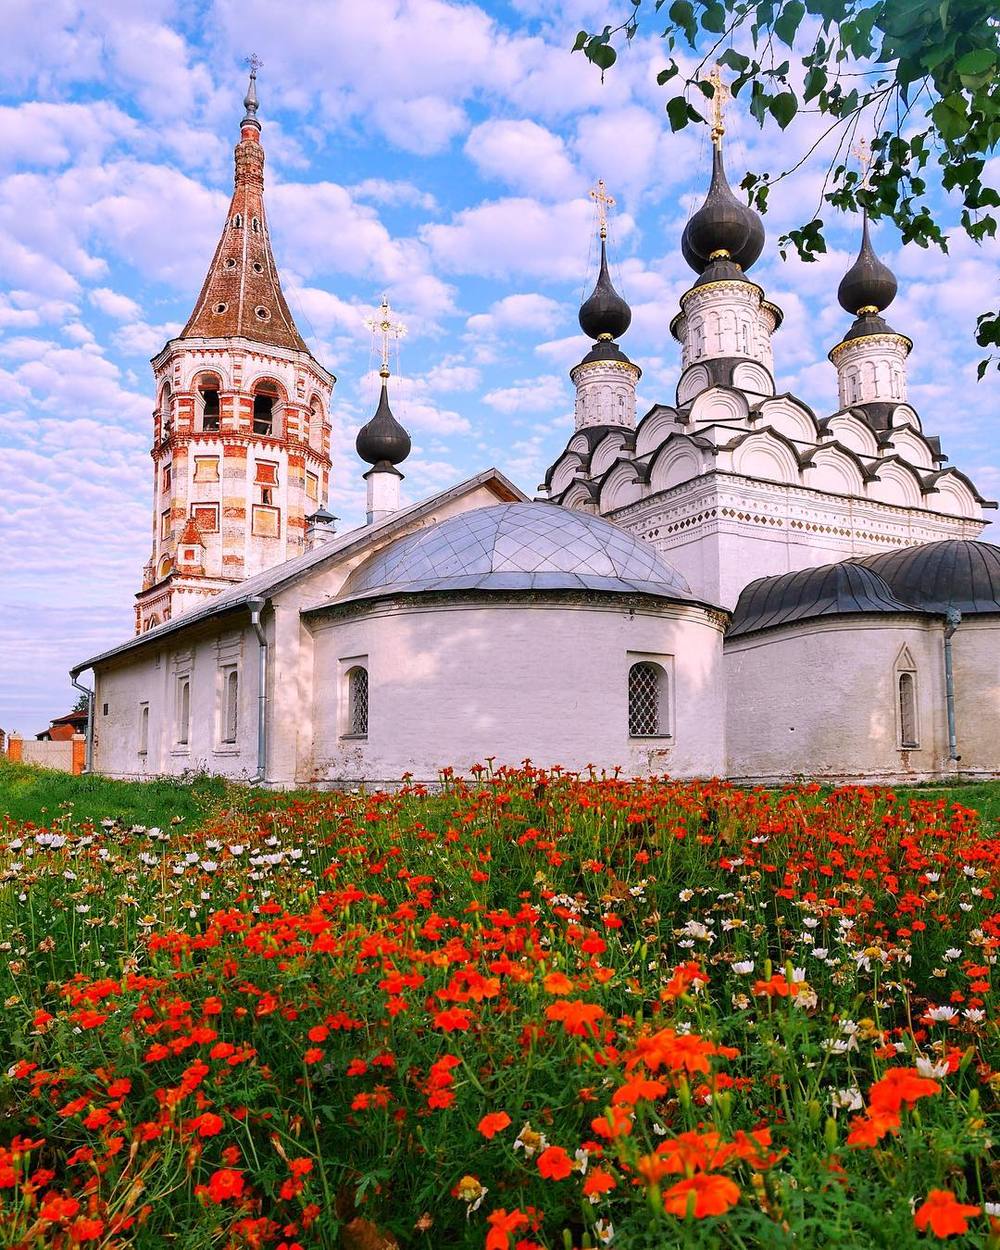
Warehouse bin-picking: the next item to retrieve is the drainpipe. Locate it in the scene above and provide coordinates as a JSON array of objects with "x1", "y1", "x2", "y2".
[
  {"x1": 247, "y1": 596, "x2": 269, "y2": 784},
  {"x1": 943, "y1": 606, "x2": 962, "y2": 765},
  {"x1": 70, "y1": 668, "x2": 94, "y2": 774}
]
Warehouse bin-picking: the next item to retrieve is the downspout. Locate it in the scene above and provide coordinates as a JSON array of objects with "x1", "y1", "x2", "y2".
[
  {"x1": 247, "y1": 596, "x2": 269, "y2": 784},
  {"x1": 70, "y1": 668, "x2": 94, "y2": 774},
  {"x1": 943, "y1": 606, "x2": 962, "y2": 765}
]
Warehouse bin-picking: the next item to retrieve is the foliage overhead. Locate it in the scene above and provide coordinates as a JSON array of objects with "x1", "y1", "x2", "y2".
[{"x1": 574, "y1": 0, "x2": 1000, "y2": 374}]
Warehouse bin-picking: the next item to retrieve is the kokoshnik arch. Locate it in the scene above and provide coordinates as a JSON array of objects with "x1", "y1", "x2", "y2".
[{"x1": 71, "y1": 68, "x2": 1000, "y2": 787}]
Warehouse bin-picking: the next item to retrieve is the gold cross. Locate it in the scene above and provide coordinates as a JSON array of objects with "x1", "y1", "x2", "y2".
[
  {"x1": 244, "y1": 52, "x2": 263, "y2": 76},
  {"x1": 708, "y1": 63, "x2": 730, "y2": 147},
  {"x1": 852, "y1": 134, "x2": 872, "y2": 190},
  {"x1": 589, "y1": 179, "x2": 616, "y2": 240},
  {"x1": 365, "y1": 296, "x2": 407, "y2": 377}
]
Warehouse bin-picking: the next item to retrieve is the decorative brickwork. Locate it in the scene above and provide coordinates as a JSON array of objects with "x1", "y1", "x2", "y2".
[{"x1": 135, "y1": 78, "x2": 335, "y2": 635}]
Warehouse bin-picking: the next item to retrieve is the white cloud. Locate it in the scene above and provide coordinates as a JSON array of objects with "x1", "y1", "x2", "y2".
[
  {"x1": 465, "y1": 119, "x2": 582, "y2": 198},
  {"x1": 90, "y1": 287, "x2": 142, "y2": 320},
  {"x1": 424, "y1": 196, "x2": 635, "y2": 280},
  {"x1": 483, "y1": 373, "x2": 569, "y2": 413}
]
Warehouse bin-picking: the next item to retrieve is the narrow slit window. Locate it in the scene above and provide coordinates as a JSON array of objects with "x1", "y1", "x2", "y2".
[
  {"x1": 138, "y1": 703, "x2": 149, "y2": 755},
  {"x1": 253, "y1": 392, "x2": 274, "y2": 436}
]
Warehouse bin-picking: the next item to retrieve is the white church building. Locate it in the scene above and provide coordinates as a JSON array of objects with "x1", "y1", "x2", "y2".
[{"x1": 72, "y1": 70, "x2": 1000, "y2": 786}]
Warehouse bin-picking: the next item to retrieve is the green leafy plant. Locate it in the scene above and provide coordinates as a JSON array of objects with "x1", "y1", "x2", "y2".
[{"x1": 574, "y1": 0, "x2": 1000, "y2": 373}]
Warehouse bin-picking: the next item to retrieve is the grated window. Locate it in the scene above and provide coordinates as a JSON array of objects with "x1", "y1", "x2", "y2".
[
  {"x1": 347, "y1": 667, "x2": 368, "y2": 737},
  {"x1": 628, "y1": 661, "x2": 664, "y2": 737}
]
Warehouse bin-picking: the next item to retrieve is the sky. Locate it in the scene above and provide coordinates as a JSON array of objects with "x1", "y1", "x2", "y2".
[{"x1": 0, "y1": 0, "x2": 997, "y2": 734}]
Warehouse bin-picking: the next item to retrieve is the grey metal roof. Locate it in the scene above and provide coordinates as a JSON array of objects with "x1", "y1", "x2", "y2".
[
  {"x1": 73, "y1": 468, "x2": 526, "y2": 673},
  {"x1": 728, "y1": 559, "x2": 921, "y2": 638},
  {"x1": 856, "y1": 540, "x2": 1000, "y2": 615},
  {"x1": 333, "y1": 502, "x2": 696, "y2": 605}
]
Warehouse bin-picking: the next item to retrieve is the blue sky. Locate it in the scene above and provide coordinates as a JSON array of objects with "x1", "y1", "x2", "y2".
[{"x1": 1, "y1": 0, "x2": 997, "y2": 734}]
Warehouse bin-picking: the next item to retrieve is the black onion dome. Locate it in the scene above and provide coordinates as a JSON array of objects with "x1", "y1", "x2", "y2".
[
  {"x1": 579, "y1": 239, "x2": 632, "y2": 340},
  {"x1": 682, "y1": 144, "x2": 765, "y2": 275},
  {"x1": 356, "y1": 378, "x2": 411, "y2": 468},
  {"x1": 838, "y1": 215, "x2": 897, "y2": 315}
]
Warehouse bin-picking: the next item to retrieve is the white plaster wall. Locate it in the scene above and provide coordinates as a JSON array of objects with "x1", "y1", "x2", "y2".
[
  {"x1": 93, "y1": 628, "x2": 260, "y2": 781},
  {"x1": 309, "y1": 598, "x2": 726, "y2": 784},
  {"x1": 92, "y1": 480, "x2": 526, "y2": 784},
  {"x1": 832, "y1": 334, "x2": 908, "y2": 407},
  {"x1": 725, "y1": 618, "x2": 950, "y2": 781},
  {"x1": 951, "y1": 618, "x2": 1000, "y2": 775}
]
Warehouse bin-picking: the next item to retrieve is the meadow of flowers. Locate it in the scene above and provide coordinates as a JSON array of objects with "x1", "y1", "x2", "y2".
[{"x1": 1, "y1": 766, "x2": 1000, "y2": 1248}]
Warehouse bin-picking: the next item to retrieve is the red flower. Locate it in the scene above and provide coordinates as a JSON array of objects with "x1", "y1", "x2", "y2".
[
  {"x1": 485, "y1": 1208, "x2": 529, "y2": 1250},
  {"x1": 869, "y1": 1068, "x2": 940, "y2": 1113},
  {"x1": 192, "y1": 1113, "x2": 224, "y2": 1138},
  {"x1": 544, "y1": 999, "x2": 606, "y2": 1037},
  {"x1": 205, "y1": 1169, "x2": 245, "y2": 1203},
  {"x1": 582, "y1": 1168, "x2": 617, "y2": 1199},
  {"x1": 433, "y1": 1007, "x2": 473, "y2": 1032},
  {"x1": 478, "y1": 1112, "x2": 512, "y2": 1139},
  {"x1": 913, "y1": 1190, "x2": 980, "y2": 1237},
  {"x1": 537, "y1": 1146, "x2": 574, "y2": 1181}
]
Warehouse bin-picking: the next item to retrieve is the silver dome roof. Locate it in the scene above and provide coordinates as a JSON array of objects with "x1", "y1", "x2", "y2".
[{"x1": 337, "y1": 502, "x2": 694, "y2": 604}]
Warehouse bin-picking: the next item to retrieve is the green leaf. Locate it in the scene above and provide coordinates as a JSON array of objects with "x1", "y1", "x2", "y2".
[
  {"x1": 666, "y1": 94, "x2": 691, "y2": 131},
  {"x1": 774, "y1": 0, "x2": 805, "y2": 47},
  {"x1": 701, "y1": 1, "x2": 726, "y2": 33},
  {"x1": 657, "y1": 63, "x2": 680, "y2": 85},
  {"x1": 769, "y1": 91, "x2": 798, "y2": 128},
  {"x1": 931, "y1": 94, "x2": 967, "y2": 142},
  {"x1": 572, "y1": 30, "x2": 588, "y2": 52},
  {"x1": 719, "y1": 48, "x2": 750, "y2": 73},
  {"x1": 803, "y1": 65, "x2": 827, "y2": 101},
  {"x1": 956, "y1": 49, "x2": 997, "y2": 75},
  {"x1": 586, "y1": 42, "x2": 617, "y2": 71}
]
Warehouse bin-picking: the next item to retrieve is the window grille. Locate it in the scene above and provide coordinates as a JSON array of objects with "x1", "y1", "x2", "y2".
[
  {"x1": 629, "y1": 661, "x2": 664, "y2": 737},
  {"x1": 347, "y1": 667, "x2": 369, "y2": 738},
  {"x1": 898, "y1": 671, "x2": 918, "y2": 747}
]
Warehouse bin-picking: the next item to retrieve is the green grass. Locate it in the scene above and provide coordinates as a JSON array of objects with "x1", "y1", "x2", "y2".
[
  {"x1": 2, "y1": 758, "x2": 999, "y2": 831},
  {"x1": 0, "y1": 758, "x2": 242, "y2": 829}
]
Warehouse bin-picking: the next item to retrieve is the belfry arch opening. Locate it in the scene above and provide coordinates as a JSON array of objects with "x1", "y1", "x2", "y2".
[
  {"x1": 196, "y1": 373, "x2": 222, "y2": 433},
  {"x1": 252, "y1": 381, "x2": 281, "y2": 437}
]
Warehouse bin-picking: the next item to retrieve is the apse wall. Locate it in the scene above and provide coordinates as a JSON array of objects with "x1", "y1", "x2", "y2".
[
  {"x1": 309, "y1": 596, "x2": 727, "y2": 783},
  {"x1": 725, "y1": 616, "x2": 951, "y2": 782}
]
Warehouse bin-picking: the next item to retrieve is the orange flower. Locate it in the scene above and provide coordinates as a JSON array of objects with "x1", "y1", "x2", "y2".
[
  {"x1": 542, "y1": 971, "x2": 574, "y2": 996},
  {"x1": 582, "y1": 1168, "x2": 617, "y2": 1199},
  {"x1": 611, "y1": 1076, "x2": 668, "y2": 1106},
  {"x1": 485, "y1": 1208, "x2": 530, "y2": 1250},
  {"x1": 662, "y1": 1174, "x2": 741, "y2": 1219},
  {"x1": 544, "y1": 999, "x2": 606, "y2": 1037},
  {"x1": 626, "y1": 1028, "x2": 730, "y2": 1076},
  {"x1": 478, "y1": 1112, "x2": 512, "y2": 1140},
  {"x1": 868, "y1": 1067, "x2": 941, "y2": 1113},
  {"x1": 537, "y1": 1145, "x2": 574, "y2": 1181},
  {"x1": 913, "y1": 1190, "x2": 980, "y2": 1237},
  {"x1": 846, "y1": 1109, "x2": 900, "y2": 1149}
]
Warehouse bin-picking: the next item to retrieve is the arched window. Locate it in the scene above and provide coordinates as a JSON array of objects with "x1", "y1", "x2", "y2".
[
  {"x1": 898, "y1": 671, "x2": 918, "y2": 748},
  {"x1": 196, "y1": 373, "x2": 222, "y2": 432},
  {"x1": 253, "y1": 383, "x2": 280, "y2": 436},
  {"x1": 159, "y1": 382, "x2": 173, "y2": 438},
  {"x1": 309, "y1": 398, "x2": 324, "y2": 449},
  {"x1": 346, "y1": 666, "x2": 369, "y2": 738},
  {"x1": 222, "y1": 669, "x2": 239, "y2": 744},
  {"x1": 628, "y1": 661, "x2": 668, "y2": 737},
  {"x1": 138, "y1": 703, "x2": 149, "y2": 755}
]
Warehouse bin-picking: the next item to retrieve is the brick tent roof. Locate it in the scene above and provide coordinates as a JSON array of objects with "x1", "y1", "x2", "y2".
[{"x1": 181, "y1": 109, "x2": 309, "y2": 354}]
